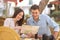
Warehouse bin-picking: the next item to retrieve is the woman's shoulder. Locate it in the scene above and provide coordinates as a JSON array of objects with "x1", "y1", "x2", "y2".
[{"x1": 5, "y1": 18, "x2": 13, "y2": 22}]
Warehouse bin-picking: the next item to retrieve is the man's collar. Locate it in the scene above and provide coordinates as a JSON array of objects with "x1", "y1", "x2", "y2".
[{"x1": 31, "y1": 15, "x2": 41, "y2": 22}]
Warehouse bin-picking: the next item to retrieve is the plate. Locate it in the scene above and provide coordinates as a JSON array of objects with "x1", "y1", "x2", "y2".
[{"x1": 0, "y1": 26, "x2": 20, "y2": 40}]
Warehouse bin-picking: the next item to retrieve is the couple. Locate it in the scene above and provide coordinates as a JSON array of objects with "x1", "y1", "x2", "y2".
[{"x1": 4, "y1": 5, "x2": 59, "y2": 39}]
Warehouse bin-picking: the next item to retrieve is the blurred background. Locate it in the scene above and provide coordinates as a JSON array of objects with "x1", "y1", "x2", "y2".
[{"x1": 0, "y1": 0, "x2": 60, "y2": 26}]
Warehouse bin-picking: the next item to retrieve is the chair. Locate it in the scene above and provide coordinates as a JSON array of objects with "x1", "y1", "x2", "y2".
[{"x1": 0, "y1": 26, "x2": 20, "y2": 40}]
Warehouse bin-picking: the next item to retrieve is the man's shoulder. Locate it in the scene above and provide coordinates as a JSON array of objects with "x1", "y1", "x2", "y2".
[{"x1": 40, "y1": 14, "x2": 49, "y2": 18}]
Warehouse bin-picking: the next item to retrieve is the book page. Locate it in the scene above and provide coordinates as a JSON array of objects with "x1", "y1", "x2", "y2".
[{"x1": 21, "y1": 25, "x2": 39, "y2": 34}]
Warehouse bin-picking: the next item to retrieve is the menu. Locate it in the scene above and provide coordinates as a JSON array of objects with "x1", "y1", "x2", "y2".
[{"x1": 21, "y1": 25, "x2": 39, "y2": 34}]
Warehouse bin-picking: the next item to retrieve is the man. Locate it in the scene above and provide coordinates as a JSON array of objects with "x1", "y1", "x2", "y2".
[{"x1": 27, "y1": 5, "x2": 59, "y2": 39}]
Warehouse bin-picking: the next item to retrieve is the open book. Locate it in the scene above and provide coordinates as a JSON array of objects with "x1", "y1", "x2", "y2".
[{"x1": 21, "y1": 25, "x2": 39, "y2": 34}]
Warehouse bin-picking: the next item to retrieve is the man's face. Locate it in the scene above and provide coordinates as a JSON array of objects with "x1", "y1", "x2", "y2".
[{"x1": 31, "y1": 9, "x2": 40, "y2": 20}]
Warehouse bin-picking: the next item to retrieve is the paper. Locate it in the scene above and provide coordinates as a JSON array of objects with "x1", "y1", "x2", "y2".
[{"x1": 21, "y1": 25, "x2": 39, "y2": 34}]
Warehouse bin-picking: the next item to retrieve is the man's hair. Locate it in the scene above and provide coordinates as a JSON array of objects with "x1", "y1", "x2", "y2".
[{"x1": 30, "y1": 4, "x2": 40, "y2": 11}]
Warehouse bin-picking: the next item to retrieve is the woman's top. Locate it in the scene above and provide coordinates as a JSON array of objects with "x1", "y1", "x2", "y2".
[{"x1": 4, "y1": 18, "x2": 19, "y2": 33}]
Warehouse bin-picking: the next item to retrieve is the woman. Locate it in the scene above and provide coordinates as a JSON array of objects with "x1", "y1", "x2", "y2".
[{"x1": 4, "y1": 8, "x2": 24, "y2": 33}]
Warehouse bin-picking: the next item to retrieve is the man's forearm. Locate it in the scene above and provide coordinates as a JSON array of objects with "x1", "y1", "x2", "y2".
[{"x1": 53, "y1": 31, "x2": 59, "y2": 38}]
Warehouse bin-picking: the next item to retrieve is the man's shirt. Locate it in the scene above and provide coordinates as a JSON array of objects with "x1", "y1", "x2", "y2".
[{"x1": 27, "y1": 14, "x2": 59, "y2": 36}]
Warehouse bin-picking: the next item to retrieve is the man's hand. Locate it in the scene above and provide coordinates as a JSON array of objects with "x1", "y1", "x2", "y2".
[{"x1": 53, "y1": 31, "x2": 59, "y2": 39}]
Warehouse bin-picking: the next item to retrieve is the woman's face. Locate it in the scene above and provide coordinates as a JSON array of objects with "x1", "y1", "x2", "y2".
[{"x1": 15, "y1": 12, "x2": 24, "y2": 21}]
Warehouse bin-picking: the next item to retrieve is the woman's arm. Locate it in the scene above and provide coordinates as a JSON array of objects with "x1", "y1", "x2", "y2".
[{"x1": 4, "y1": 18, "x2": 10, "y2": 27}]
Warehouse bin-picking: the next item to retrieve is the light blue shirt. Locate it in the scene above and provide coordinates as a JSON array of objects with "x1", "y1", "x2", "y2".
[{"x1": 27, "y1": 14, "x2": 59, "y2": 36}]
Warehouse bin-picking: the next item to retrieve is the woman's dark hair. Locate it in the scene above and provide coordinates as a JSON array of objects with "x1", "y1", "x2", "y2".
[{"x1": 12, "y1": 7, "x2": 24, "y2": 26}]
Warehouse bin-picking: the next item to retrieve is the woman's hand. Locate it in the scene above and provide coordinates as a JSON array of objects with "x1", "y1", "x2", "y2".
[
  {"x1": 14, "y1": 26, "x2": 22, "y2": 30},
  {"x1": 25, "y1": 32, "x2": 32, "y2": 38},
  {"x1": 26, "y1": 32, "x2": 35, "y2": 38}
]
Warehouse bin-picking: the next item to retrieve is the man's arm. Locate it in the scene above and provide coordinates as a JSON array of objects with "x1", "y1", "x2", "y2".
[
  {"x1": 39, "y1": 0, "x2": 59, "y2": 38},
  {"x1": 45, "y1": 15, "x2": 59, "y2": 38}
]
